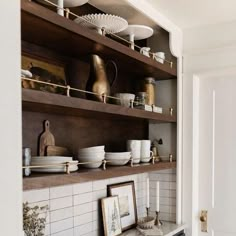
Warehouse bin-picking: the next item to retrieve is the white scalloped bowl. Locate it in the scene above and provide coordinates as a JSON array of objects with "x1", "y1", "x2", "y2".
[{"x1": 74, "y1": 14, "x2": 128, "y2": 34}]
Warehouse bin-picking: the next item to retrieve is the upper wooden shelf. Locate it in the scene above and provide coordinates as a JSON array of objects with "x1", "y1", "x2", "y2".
[
  {"x1": 22, "y1": 89, "x2": 177, "y2": 123},
  {"x1": 23, "y1": 161, "x2": 176, "y2": 190},
  {"x1": 21, "y1": 0, "x2": 177, "y2": 80}
]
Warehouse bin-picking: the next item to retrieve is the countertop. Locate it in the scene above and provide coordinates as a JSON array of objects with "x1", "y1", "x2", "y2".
[{"x1": 121, "y1": 222, "x2": 186, "y2": 236}]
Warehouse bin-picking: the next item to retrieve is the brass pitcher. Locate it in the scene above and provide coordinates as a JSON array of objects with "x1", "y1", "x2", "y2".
[{"x1": 86, "y1": 54, "x2": 117, "y2": 102}]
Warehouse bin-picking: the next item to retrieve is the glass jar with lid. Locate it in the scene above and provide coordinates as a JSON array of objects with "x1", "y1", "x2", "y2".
[{"x1": 143, "y1": 77, "x2": 156, "y2": 106}]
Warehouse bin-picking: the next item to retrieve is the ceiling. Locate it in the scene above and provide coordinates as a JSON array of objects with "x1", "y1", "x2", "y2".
[{"x1": 146, "y1": 0, "x2": 236, "y2": 29}]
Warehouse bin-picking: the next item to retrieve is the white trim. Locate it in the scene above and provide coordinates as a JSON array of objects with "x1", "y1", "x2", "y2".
[
  {"x1": 192, "y1": 75, "x2": 200, "y2": 236},
  {"x1": 176, "y1": 56, "x2": 183, "y2": 224},
  {"x1": 211, "y1": 90, "x2": 215, "y2": 209}
]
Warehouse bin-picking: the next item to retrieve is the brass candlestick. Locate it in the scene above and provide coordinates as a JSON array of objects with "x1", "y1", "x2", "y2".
[
  {"x1": 155, "y1": 211, "x2": 162, "y2": 227},
  {"x1": 146, "y1": 207, "x2": 150, "y2": 217}
]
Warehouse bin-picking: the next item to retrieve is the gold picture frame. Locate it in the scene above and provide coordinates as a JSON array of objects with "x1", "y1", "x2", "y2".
[
  {"x1": 21, "y1": 54, "x2": 67, "y2": 94},
  {"x1": 108, "y1": 181, "x2": 138, "y2": 231},
  {"x1": 101, "y1": 196, "x2": 122, "y2": 236}
]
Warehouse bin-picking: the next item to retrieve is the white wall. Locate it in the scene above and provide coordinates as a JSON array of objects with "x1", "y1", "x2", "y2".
[
  {"x1": 182, "y1": 20, "x2": 236, "y2": 236},
  {"x1": 0, "y1": 0, "x2": 22, "y2": 235}
]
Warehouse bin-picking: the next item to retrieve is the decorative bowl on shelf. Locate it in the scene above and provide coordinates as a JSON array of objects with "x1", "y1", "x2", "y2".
[
  {"x1": 138, "y1": 216, "x2": 155, "y2": 229},
  {"x1": 78, "y1": 145, "x2": 105, "y2": 168},
  {"x1": 114, "y1": 93, "x2": 135, "y2": 107},
  {"x1": 105, "y1": 152, "x2": 131, "y2": 166},
  {"x1": 74, "y1": 13, "x2": 128, "y2": 35}
]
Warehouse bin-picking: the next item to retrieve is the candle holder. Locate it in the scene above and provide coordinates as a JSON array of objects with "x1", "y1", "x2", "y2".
[
  {"x1": 155, "y1": 211, "x2": 162, "y2": 227},
  {"x1": 146, "y1": 207, "x2": 150, "y2": 217}
]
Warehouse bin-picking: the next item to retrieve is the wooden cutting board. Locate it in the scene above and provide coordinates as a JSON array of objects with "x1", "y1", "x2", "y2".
[
  {"x1": 46, "y1": 145, "x2": 70, "y2": 156},
  {"x1": 39, "y1": 120, "x2": 55, "y2": 156}
]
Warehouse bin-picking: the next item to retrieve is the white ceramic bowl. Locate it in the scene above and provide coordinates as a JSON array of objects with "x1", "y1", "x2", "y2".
[
  {"x1": 78, "y1": 153, "x2": 104, "y2": 168},
  {"x1": 106, "y1": 156, "x2": 130, "y2": 166},
  {"x1": 78, "y1": 145, "x2": 105, "y2": 154},
  {"x1": 114, "y1": 93, "x2": 135, "y2": 107},
  {"x1": 105, "y1": 152, "x2": 131, "y2": 157}
]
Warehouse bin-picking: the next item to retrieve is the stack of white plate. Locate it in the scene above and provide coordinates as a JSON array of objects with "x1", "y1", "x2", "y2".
[
  {"x1": 78, "y1": 145, "x2": 105, "y2": 168},
  {"x1": 31, "y1": 156, "x2": 78, "y2": 173},
  {"x1": 105, "y1": 152, "x2": 131, "y2": 166}
]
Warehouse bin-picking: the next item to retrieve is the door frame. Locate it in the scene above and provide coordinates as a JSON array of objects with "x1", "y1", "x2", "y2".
[{"x1": 191, "y1": 66, "x2": 236, "y2": 236}]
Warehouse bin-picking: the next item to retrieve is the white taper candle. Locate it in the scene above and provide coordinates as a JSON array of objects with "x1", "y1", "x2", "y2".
[
  {"x1": 156, "y1": 181, "x2": 160, "y2": 212},
  {"x1": 147, "y1": 177, "x2": 150, "y2": 208}
]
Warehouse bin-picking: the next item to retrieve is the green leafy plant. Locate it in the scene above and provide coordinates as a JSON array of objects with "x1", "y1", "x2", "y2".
[{"x1": 23, "y1": 202, "x2": 48, "y2": 236}]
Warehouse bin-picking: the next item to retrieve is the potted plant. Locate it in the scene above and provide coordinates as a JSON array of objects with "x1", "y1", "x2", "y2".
[{"x1": 23, "y1": 202, "x2": 48, "y2": 236}]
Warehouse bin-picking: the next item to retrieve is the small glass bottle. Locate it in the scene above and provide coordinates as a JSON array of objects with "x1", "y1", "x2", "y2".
[
  {"x1": 23, "y1": 147, "x2": 31, "y2": 177},
  {"x1": 143, "y1": 77, "x2": 156, "y2": 106}
]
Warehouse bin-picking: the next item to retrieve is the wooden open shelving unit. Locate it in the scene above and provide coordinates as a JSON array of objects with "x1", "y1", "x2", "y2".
[
  {"x1": 21, "y1": 0, "x2": 177, "y2": 80},
  {"x1": 21, "y1": 0, "x2": 178, "y2": 190},
  {"x1": 22, "y1": 89, "x2": 177, "y2": 123},
  {"x1": 23, "y1": 161, "x2": 176, "y2": 190}
]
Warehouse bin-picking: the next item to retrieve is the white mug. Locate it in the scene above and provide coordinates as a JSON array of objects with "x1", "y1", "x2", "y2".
[
  {"x1": 153, "y1": 52, "x2": 165, "y2": 64},
  {"x1": 141, "y1": 140, "x2": 153, "y2": 163},
  {"x1": 140, "y1": 47, "x2": 151, "y2": 57},
  {"x1": 127, "y1": 140, "x2": 141, "y2": 164}
]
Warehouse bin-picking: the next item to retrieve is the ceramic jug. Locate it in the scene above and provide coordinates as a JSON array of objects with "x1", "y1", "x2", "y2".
[{"x1": 86, "y1": 54, "x2": 117, "y2": 102}]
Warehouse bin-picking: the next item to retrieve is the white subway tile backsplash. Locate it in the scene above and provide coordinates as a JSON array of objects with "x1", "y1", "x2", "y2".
[
  {"x1": 51, "y1": 228, "x2": 74, "y2": 236},
  {"x1": 92, "y1": 210, "x2": 100, "y2": 221},
  {"x1": 74, "y1": 212, "x2": 93, "y2": 226},
  {"x1": 73, "y1": 182, "x2": 92, "y2": 195},
  {"x1": 50, "y1": 185, "x2": 73, "y2": 199},
  {"x1": 50, "y1": 207, "x2": 73, "y2": 222},
  {"x1": 92, "y1": 201, "x2": 99, "y2": 211},
  {"x1": 45, "y1": 224, "x2": 50, "y2": 235},
  {"x1": 50, "y1": 218, "x2": 73, "y2": 234},
  {"x1": 92, "y1": 179, "x2": 110, "y2": 191},
  {"x1": 74, "y1": 202, "x2": 92, "y2": 216},
  {"x1": 50, "y1": 196, "x2": 73, "y2": 211},
  {"x1": 92, "y1": 220, "x2": 99, "y2": 231},
  {"x1": 23, "y1": 188, "x2": 49, "y2": 203},
  {"x1": 109, "y1": 175, "x2": 130, "y2": 184},
  {"x1": 74, "y1": 222, "x2": 93, "y2": 236},
  {"x1": 22, "y1": 171, "x2": 176, "y2": 235},
  {"x1": 74, "y1": 192, "x2": 92, "y2": 205},
  {"x1": 92, "y1": 189, "x2": 107, "y2": 201}
]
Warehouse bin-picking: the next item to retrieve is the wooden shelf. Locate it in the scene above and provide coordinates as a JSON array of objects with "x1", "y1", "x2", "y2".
[
  {"x1": 22, "y1": 89, "x2": 177, "y2": 123},
  {"x1": 23, "y1": 161, "x2": 176, "y2": 190},
  {"x1": 21, "y1": 0, "x2": 177, "y2": 80}
]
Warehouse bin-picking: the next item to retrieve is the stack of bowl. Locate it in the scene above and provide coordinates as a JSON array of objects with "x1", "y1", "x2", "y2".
[
  {"x1": 105, "y1": 152, "x2": 131, "y2": 166},
  {"x1": 78, "y1": 145, "x2": 105, "y2": 168},
  {"x1": 31, "y1": 156, "x2": 78, "y2": 173}
]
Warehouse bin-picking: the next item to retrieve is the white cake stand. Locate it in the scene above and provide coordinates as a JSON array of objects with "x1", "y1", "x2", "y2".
[
  {"x1": 118, "y1": 24, "x2": 154, "y2": 49},
  {"x1": 74, "y1": 14, "x2": 128, "y2": 35}
]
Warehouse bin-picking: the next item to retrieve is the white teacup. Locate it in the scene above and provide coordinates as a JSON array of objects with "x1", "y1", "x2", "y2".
[
  {"x1": 127, "y1": 140, "x2": 141, "y2": 164},
  {"x1": 141, "y1": 140, "x2": 153, "y2": 163},
  {"x1": 153, "y1": 52, "x2": 165, "y2": 64},
  {"x1": 140, "y1": 47, "x2": 151, "y2": 57}
]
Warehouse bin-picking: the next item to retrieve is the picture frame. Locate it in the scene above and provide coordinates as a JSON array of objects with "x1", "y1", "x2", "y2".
[
  {"x1": 101, "y1": 196, "x2": 122, "y2": 236},
  {"x1": 108, "y1": 181, "x2": 138, "y2": 231},
  {"x1": 21, "y1": 54, "x2": 67, "y2": 94}
]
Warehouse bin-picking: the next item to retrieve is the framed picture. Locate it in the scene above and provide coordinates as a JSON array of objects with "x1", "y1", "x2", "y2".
[
  {"x1": 108, "y1": 181, "x2": 137, "y2": 231},
  {"x1": 21, "y1": 54, "x2": 67, "y2": 94},
  {"x1": 101, "y1": 196, "x2": 122, "y2": 236}
]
